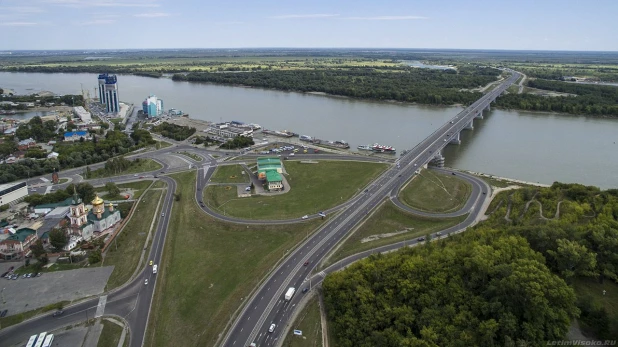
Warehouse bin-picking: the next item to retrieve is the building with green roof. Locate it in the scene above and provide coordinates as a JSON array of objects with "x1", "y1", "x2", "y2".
[
  {"x1": 257, "y1": 157, "x2": 284, "y2": 191},
  {"x1": 0, "y1": 228, "x2": 37, "y2": 259}
]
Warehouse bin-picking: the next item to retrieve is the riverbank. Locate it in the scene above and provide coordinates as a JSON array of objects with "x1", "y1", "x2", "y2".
[{"x1": 464, "y1": 170, "x2": 551, "y2": 188}]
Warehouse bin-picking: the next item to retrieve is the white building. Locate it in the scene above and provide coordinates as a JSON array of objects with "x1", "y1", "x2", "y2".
[
  {"x1": 207, "y1": 124, "x2": 253, "y2": 138},
  {"x1": 73, "y1": 106, "x2": 92, "y2": 123},
  {"x1": 0, "y1": 182, "x2": 28, "y2": 206}
]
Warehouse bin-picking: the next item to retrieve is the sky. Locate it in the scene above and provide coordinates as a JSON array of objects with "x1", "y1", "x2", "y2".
[{"x1": 0, "y1": 0, "x2": 616, "y2": 51}]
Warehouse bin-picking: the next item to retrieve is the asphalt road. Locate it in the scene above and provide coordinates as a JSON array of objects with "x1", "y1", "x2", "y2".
[{"x1": 222, "y1": 70, "x2": 519, "y2": 347}]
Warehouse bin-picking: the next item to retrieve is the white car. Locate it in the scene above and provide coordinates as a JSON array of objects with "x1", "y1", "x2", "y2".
[
  {"x1": 268, "y1": 323, "x2": 276, "y2": 333},
  {"x1": 144, "y1": 279, "x2": 148, "y2": 285},
  {"x1": 301, "y1": 215, "x2": 308, "y2": 220}
]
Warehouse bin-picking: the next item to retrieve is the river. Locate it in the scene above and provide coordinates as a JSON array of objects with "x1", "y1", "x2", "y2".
[{"x1": 1, "y1": 72, "x2": 617, "y2": 189}]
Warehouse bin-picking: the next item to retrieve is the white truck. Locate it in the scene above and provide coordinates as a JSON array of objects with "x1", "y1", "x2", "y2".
[
  {"x1": 284, "y1": 287, "x2": 296, "y2": 301},
  {"x1": 153, "y1": 265, "x2": 158, "y2": 274}
]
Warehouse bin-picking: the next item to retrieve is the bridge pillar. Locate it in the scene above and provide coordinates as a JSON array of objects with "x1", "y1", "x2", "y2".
[
  {"x1": 428, "y1": 152, "x2": 445, "y2": 168},
  {"x1": 449, "y1": 131, "x2": 461, "y2": 145},
  {"x1": 485, "y1": 104, "x2": 491, "y2": 112},
  {"x1": 465, "y1": 119, "x2": 474, "y2": 130},
  {"x1": 475, "y1": 111, "x2": 483, "y2": 119}
]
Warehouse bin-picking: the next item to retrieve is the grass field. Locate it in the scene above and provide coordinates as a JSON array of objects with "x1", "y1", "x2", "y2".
[
  {"x1": 155, "y1": 141, "x2": 172, "y2": 149},
  {"x1": 204, "y1": 161, "x2": 388, "y2": 220},
  {"x1": 103, "y1": 188, "x2": 163, "y2": 290},
  {"x1": 573, "y1": 278, "x2": 618, "y2": 338},
  {"x1": 324, "y1": 202, "x2": 467, "y2": 266},
  {"x1": 399, "y1": 170, "x2": 471, "y2": 213},
  {"x1": 0, "y1": 301, "x2": 68, "y2": 329},
  {"x1": 152, "y1": 180, "x2": 167, "y2": 188},
  {"x1": 95, "y1": 181, "x2": 153, "y2": 200},
  {"x1": 97, "y1": 319, "x2": 125, "y2": 347},
  {"x1": 87, "y1": 159, "x2": 162, "y2": 179},
  {"x1": 146, "y1": 171, "x2": 324, "y2": 346},
  {"x1": 283, "y1": 295, "x2": 323, "y2": 347},
  {"x1": 209, "y1": 164, "x2": 250, "y2": 183}
]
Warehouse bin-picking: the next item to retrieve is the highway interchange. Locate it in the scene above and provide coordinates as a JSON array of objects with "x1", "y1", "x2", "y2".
[{"x1": 0, "y1": 70, "x2": 519, "y2": 347}]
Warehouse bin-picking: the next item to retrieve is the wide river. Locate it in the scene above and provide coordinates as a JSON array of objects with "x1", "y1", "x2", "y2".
[{"x1": 2, "y1": 72, "x2": 617, "y2": 189}]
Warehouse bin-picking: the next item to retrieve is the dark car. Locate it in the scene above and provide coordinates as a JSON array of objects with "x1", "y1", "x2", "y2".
[
  {"x1": 303, "y1": 261, "x2": 309, "y2": 266},
  {"x1": 302, "y1": 287, "x2": 309, "y2": 294},
  {"x1": 0, "y1": 309, "x2": 7, "y2": 317},
  {"x1": 52, "y1": 310, "x2": 64, "y2": 317},
  {"x1": 417, "y1": 237, "x2": 425, "y2": 242},
  {"x1": 451, "y1": 172, "x2": 456, "y2": 176}
]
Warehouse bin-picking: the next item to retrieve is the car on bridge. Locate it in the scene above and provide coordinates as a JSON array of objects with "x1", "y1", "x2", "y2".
[{"x1": 268, "y1": 323, "x2": 276, "y2": 333}]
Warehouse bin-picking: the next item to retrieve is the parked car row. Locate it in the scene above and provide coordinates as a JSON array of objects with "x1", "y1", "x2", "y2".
[{"x1": 3, "y1": 272, "x2": 41, "y2": 280}]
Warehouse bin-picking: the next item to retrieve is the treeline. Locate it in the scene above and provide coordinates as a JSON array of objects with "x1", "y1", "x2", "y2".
[
  {"x1": 324, "y1": 183, "x2": 618, "y2": 345},
  {"x1": 324, "y1": 228, "x2": 578, "y2": 346},
  {"x1": 24, "y1": 182, "x2": 95, "y2": 207},
  {"x1": 172, "y1": 68, "x2": 500, "y2": 105},
  {"x1": 151, "y1": 123, "x2": 196, "y2": 141},
  {"x1": 496, "y1": 79, "x2": 618, "y2": 116},
  {"x1": 0, "y1": 130, "x2": 153, "y2": 183},
  {"x1": 0, "y1": 94, "x2": 84, "y2": 106},
  {"x1": 516, "y1": 66, "x2": 618, "y2": 82},
  {"x1": 219, "y1": 136, "x2": 254, "y2": 149}
]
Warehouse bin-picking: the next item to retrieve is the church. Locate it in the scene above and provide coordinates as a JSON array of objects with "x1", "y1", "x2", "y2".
[{"x1": 68, "y1": 190, "x2": 122, "y2": 241}]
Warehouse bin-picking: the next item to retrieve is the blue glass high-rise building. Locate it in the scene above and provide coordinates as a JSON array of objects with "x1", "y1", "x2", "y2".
[
  {"x1": 104, "y1": 75, "x2": 120, "y2": 113},
  {"x1": 97, "y1": 73, "x2": 107, "y2": 104}
]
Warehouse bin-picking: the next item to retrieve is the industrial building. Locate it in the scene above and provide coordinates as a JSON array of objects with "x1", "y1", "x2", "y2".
[
  {"x1": 73, "y1": 106, "x2": 92, "y2": 123},
  {"x1": 0, "y1": 182, "x2": 28, "y2": 206},
  {"x1": 257, "y1": 157, "x2": 284, "y2": 191},
  {"x1": 207, "y1": 123, "x2": 253, "y2": 138},
  {"x1": 98, "y1": 74, "x2": 120, "y2": 114},
  {"x1": 142, "y1": 95, "x2": 164, "y2": 117}
]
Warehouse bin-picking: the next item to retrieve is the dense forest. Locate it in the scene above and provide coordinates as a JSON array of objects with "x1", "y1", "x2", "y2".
[
  {"x1": 151, "y1": 123, "x2": 196, "y2": 141},
  {"x1": 496, "y1": 79, "x2": 618, "y2": 116},
  {"x1": 172, "y1": 67, "x2": 501, "y2": 106},
  {"x1": 0, "y1": 130, "x2": 154, "y2": 183},
  {"x1": 324, "y1": 183, "x2": 618, "y2": 345}
]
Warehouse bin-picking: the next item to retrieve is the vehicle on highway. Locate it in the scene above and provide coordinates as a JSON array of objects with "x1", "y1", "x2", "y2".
[
  {"x1": 302, "y1": 287, "x2": 309, "y2": 294},
  {"x1": 153, "y1": 265, "x2": 158, "y2": 274},
  {"x1": 134, "y1": 174, "x2": 138, "y2": 177},
  {"x1": 301, "y1": 215, "x2": 308, "y2": 220},
  {"x1": 161, "y1": 213, "x2": 165, "y2": 217},
  {"x1": 144, "y1": 279, "x2": 149, "y2": 285},
  {"x1": 452, "y1": 172, "x2": 456, "y2": 176},
  {"x1": 303, "y1": 261, "x2": 309, "y2": 266},
  {"x1": 285, "y1": 287, "x2": 296, "y2": 301},
  {"x1": 149, "y1": 260, "x2": 153, "y2": 266},
  {"x1": 418, "y1": 237, "x2": 425, "y2": 241},
  {"x1": 52, "y1": 310, "x2": 64, "y2": 317},
  {"x1": 0, "y1": 309, "x2": 7, "y2": 317},
  {"x1": 268, "y1": 323, "x2": 276, "y2": 333}
]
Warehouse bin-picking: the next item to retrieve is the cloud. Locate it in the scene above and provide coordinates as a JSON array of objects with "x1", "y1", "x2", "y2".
[
  {"x1": 0, "y1": 22, "x2": 38, "y2": 26},
  {"x1": 344, "y1": 15, "x2": 427, "y2": 20},
  {"x1": 44, "y1": 0, "x2": 160, "y2": 8},
  {"x1": 270, "y1": 14, "x2": 339, "y2": 19},
  {"x1": 77, "y1": 19, "x2": 117, "y2": 25},
  {"x1": 134, "y1": 12, "x2": 171, "y2": 18}
]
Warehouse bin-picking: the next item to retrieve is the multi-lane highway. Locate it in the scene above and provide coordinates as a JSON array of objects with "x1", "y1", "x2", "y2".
[{"x1": 221, "y1": 70, "x2": 519, "y2": 347}]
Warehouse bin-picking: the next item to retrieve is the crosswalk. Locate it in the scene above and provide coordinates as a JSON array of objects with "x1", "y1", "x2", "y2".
[{"x1": 95, "y1": 295, "x2": 107, "y2": 318}]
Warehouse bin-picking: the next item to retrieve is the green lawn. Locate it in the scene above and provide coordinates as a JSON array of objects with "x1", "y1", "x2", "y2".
[
  {"x1": 204, "y1": 161, "x2": 388, "y2": 220},
  {"x1": 152, "y1": 180, "x2": 167, "y2": 189},
  {"x1": 57, "y1": 178, "x2": 69, "y2": 184},
  {"x1": 103, "y1": 189, "x2": 163, "y2": 290},
  {"x1": 146, "y1": 171, "x2": 324, "y2": 346},
  {"x1": 573, "y1": 278, "x2": 618, "y2": 338},
  {"x1": 87, "y1": 159, "x2": 162, "y2": 179},
  {"x1": 155, "y1": 141, "x2": 172, "y2": 149},
  {"x1": 0, "y1": 301, "x2": 68, "y2": 329},
  {"x1": 96, "y1": 181, "x2": 153, "y2": 200},
  {"x1": 324, "y1": 202, "x2": 467, "y2": 266},
  {"x1": 283, "y1": 296, "x2": 324, "y2": 347},
  {"x1": 209, "y1": 164, "x2": 250, "y2": 183},
  {"x1": 399, "y1": 169, "x2": 471, "y2": 213},
  {"x1": 97, "y1": 319, "x2": 125, "y2": 347}
]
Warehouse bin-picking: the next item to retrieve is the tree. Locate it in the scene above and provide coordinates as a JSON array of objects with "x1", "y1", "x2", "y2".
[
  {"x1": 105, "y1": 182, "x2": 120, "y2": 196},
  {"x1": 49, "y1": 228, "x2": 68, "y2": 251},
  {"x1": 88, "y1": 249, "x2": 102, "y2": 264},
  {"x1": 30, "y1": 239, "x2": 46, "y2": 259}
]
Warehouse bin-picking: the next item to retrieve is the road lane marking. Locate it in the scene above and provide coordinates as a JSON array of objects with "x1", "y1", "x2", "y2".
[{"x1": 95, "y1": 295, "x2": 107, "y2": 318}]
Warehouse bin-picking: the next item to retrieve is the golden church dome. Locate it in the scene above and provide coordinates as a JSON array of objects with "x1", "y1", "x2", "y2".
[{"x1": 92, "y1": 195, "x2": 104, "y2": 205}]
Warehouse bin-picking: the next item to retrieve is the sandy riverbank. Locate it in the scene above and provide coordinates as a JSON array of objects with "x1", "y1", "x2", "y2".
[{"x1": 464, "y1": 169, "x2": 551, "y2": 187}]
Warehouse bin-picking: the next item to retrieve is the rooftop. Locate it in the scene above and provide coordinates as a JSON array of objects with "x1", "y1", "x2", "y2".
[{"x1": 265, "y1": 170, "x2": 282, "y2": 182}]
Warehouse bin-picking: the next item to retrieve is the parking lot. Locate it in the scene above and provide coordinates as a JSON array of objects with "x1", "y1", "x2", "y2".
[{"x1": 0, "y1": 267, "x2": 114, "y2": 317}]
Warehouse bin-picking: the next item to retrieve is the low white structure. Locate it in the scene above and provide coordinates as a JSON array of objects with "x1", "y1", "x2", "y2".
[
  {"x1": 74, "y1": 106, "x2": 92, "y2": 123},
  {"x1": 0, "y1": 182, "x2": 28, "y2": 206}
]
